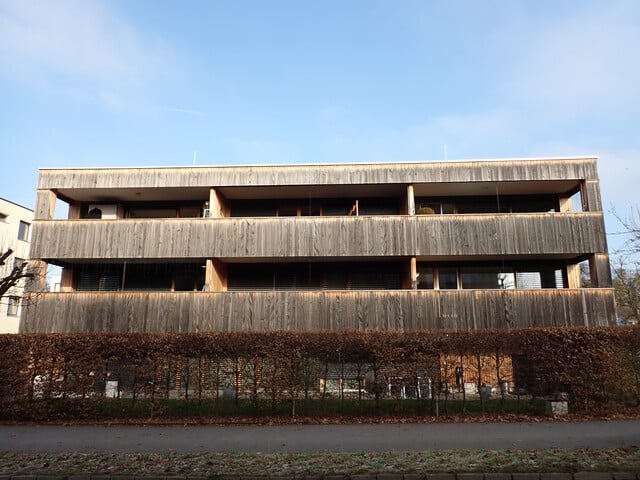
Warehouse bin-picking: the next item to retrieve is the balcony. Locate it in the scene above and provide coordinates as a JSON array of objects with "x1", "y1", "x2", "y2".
[
  {"x1": 30, "y1": 213, "x2": 607, "y2": 260},
  {"x1": 20, "y1": 288, "x2": 617, "y2": 333}
]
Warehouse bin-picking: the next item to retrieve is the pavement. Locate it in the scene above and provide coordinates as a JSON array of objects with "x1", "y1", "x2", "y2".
[{"x1": 1, "y1": 420, "x2": 639, "y2": 454}]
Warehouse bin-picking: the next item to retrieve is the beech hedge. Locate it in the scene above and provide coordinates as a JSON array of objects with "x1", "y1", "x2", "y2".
[{"x1": 0, "y1": 326, "x2": 639, "y2": 420}]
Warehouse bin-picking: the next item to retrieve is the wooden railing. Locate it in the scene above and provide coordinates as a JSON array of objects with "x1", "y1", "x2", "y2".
[
  {"x1": 20, "y1": 288, "x2": 617, "y2": 333},
  {"x1": 30, "y1": 213, "x2": 607, "y2": 260}
]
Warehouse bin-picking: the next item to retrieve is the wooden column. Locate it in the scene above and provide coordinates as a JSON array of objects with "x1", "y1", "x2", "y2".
[
  {"x1": 35, "y1": 189, "x2": 57, "y2": 220},
  {"x1": 566, "y1": 262, "x2": 581, "y2": 288},
  {"x1": 209, "y1": 187, "x2": 230, "y2": 218},
  {"x1": 559, "y1": 196, "x2": 573, "y2": 213},
  {"x1": 581, "y1": 180, "x2": 603, "y2": 213},
  {"x1": 60, "y1": 267, "x2": 74, "y2": 292},
  {"x1": 406, "y1": 185, "x2": 415, "y2": 216},
  {"x1": 589, "y1": 253, "x2": 612, "y2": 288},
  {"x1": 207, "y1": 259, "x2": 228, "y2": 291}
]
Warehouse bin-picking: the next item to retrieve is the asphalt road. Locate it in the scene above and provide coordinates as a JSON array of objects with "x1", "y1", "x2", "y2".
[{"x1": 1, "y1": 420, "x2": 639, "y2": 454}]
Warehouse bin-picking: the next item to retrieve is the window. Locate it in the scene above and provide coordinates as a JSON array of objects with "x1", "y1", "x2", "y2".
[
  {"x1": 13, "y1": 258, "x2": 25, "y2": 270},
  {"x1": 438, "y1": 268, "x2": 458, "y2": 289},
  {"x1": 18, "y1": 221, "x2": 30, "y2": 241},
  {"x1": 417, "y1": 263, "x2": 567, "y2": 290},
  {"x1": 416, "y1": 267, "x2": 434, "y2": 289},
  {"x1": 7, "y1": 296, "x2": 20, "y2": 316},
  {"x1": 0, "y1": 212, "x2": 7, "y2": 222}
]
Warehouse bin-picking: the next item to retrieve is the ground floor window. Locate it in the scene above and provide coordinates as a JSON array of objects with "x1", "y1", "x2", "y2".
[
  {"x1": 227, "y1": 261, "x2": 403, "y2": 291},
  {"x1": 74, "y1": 262, "x2": 206, "y2": 292},
  {"x1": 417, "y1": 263, "x2": 566, "y2": 290}
]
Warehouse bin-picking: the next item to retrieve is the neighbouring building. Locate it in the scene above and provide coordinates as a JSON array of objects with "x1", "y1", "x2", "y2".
[
  {"x1": 20, "y1": 157, "x2": 616, "y2": 333},
  {"x1": 0, "y1": 198, "x2": 34, "y2": 333}
]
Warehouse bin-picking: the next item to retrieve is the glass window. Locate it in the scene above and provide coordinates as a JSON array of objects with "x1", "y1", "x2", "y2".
[
  {"x1": 515, "y1": 268, "x2": 565, "y2": 289},
  {"x1": 438, "y1": 268, "x2": 458, "y2": 289},
  {"x1": 7, "y1": 296, "x2": 20, "y2": 316},
  {"x1": 13, "y1": 257, "x2": 25, "y2": 270},
  {"x1": 460, "y1": 267, "x2": 515, "y2": 289},
  {"x1": 18, "y1": 221, "x2": 30, "y2": 241},
  {"x1": 417, "y1": 267, "x2": 434, "y2": 289},
  {"x1": 0, "y1": 212, "x2": 7, "y2": 222}
]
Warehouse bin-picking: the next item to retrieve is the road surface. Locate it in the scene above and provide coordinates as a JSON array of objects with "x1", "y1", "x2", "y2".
[{"x1": 1, "y1": 420, "x2": 639, "y2": 454}]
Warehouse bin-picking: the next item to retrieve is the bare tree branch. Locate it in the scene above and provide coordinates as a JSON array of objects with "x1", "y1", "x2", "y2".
[{"x1": 0, "y1": 248, "x2": 35, "y2": 299}]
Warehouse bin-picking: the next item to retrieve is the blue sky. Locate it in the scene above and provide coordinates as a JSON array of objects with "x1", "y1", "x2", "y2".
[{"x1": 0, "y1": 0, "x2": 638, "y2": 254}]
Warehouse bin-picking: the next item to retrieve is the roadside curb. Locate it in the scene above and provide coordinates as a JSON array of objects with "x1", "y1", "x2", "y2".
[{"x1": 0, "y1": 473, "x2": 638, "y2": 480}]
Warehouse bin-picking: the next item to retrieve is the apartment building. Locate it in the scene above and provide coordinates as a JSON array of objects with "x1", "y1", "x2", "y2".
[
  {"x1": 0, "y1": 198, "x2": 34, "y2": 333},
  {"x1": 20, "y1": 157, "x2": 616, "y2": 333}
]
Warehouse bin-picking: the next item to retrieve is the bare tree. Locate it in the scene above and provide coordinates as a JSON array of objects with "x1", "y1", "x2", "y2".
[
  {"x1": 0, "y1": 248, "x2": 35, "y2": 300},
  {"x1": 612, "y1": 257, "x2": 640, "y2": 325},
  {"x1": 613, "y1": 206, "x2": 640, "y2": 255}
]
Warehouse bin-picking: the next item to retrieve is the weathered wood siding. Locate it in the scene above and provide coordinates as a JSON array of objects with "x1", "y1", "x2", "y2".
[
  {"x1": 20, "y1": 289, "x2": 617, "y2": 333},
  {"x1": 30, "y1": 213, "x2": 607, "y2": 260},
  {"x1": 37, "y1": 158, "x2": 599, "y2": 191}
]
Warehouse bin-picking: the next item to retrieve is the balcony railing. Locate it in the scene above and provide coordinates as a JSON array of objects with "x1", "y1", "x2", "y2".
[
  {"x1": 20, "y1": 288, "x2": 617, "y2": 333},
  {"x1": 30, "y1": 213, "x2": 607, "y2": 260}
]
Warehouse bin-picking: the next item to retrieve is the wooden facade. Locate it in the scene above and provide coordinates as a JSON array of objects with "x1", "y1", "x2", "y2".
[
  {"x1": 21, "y1": 157, "x2": 617, "y2": 332},
  {"x1": 21, "y1": 289, "x2": 615, "y2": 333},
  {"x1": 30, "y1": 213, "x2": 607, "y2": 261}
]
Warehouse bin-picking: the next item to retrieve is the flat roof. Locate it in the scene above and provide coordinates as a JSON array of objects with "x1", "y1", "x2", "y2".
[
  {"x1": 38, "y1": 156, "x2": 599, "y2": 172},
  {"x1": 0, "y1": 197, "x2": 34, "y2": 212}
]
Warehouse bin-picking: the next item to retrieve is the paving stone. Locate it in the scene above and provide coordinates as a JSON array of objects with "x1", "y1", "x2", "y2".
[
  {"x1": 350, "y1": 475, "x2": 377, "y2": 480},
  {"x1": 485, "y1": 474, "x2": 512, "y2": 480},
  {"x1": 614, "y1": 474, "x2": 638, "y2": 480},
  {"x1": 68, "y1": 476, "x2": 93, "y2": 480},
  {"x1": 539, "y1": 474, "x2": 572, "y2": 480},
  {"x1": 574, "y1": 474, "x2": 613, "y2": 480},
  {"x1": 457, "y1": 473, "x2": 485, "y2": 480},
  {"x1": 426, "y1": 474, "x2": 457, "y2": 480},
  {"x1": 512, "y1": 474, "x2": 540, "y2": 480},
  {"x1": 323, "y1": 476, "x2": 348, "y2": 480},
  {"x1": 403, "y1": 475, "x2": 426, "y2": 480},
  {"x1": 377, "y1": 474, "x2": 404, "y2": 480}
]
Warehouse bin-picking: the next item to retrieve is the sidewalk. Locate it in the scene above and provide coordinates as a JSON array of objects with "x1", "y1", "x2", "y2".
[{"x1": 0, "y1": 472, "x2": 638, "y2": 480}]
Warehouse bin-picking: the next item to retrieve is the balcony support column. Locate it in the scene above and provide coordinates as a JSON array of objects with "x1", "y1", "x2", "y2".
[
  {"x1": 566, "y1": 262, "x2": 581, "y2": 288},
  {"x1": 406, "y1": 185, "x2": 415, "y2": 215},
  {"x1": 209, "y1": 188, "x2": 230, "y2": 218},
  {"x1": 206, "y1": 258, "x2": 228, "y2": 291},
  {"x1": 35, "y1": 189, "x2": 57, "y2": 220},
  {"x1": 589, "y1": 253, "x2": 612, "y2": 288},
  {"x1": 581, "y1": 180, "x2": 603, "y2": 212}
]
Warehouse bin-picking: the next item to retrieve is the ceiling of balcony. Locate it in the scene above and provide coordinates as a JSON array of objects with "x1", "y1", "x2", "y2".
[{"x1": 54, "y1": 179, "x2": 581, "y2": 203}]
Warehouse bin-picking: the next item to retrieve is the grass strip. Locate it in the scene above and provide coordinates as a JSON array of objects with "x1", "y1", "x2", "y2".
[{"x1": 1, "y1": 447, "x2": 639, "y2": 477}]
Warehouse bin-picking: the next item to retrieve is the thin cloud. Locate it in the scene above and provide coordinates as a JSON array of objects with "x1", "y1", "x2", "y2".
[
  {"x1": 0, "y1": 0, "x2": 170, "y2": 86},
  {"x1": 503, "y1": 1, "x2": 640, "y2": 118}
]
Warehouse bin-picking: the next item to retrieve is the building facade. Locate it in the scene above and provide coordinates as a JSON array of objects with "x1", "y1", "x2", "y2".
[
  {"x1": 20, "y1": 157, "x2": 616, "y2": 333},
  {"x1": 0, "y1": 198, "x2": 34, "y2": 333}
]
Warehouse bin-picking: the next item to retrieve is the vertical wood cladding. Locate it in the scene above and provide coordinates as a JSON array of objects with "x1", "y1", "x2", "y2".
[
  {"x1": 20, "y1": 289, "x2": 616, "y2": 333},
  {"x1": 30, "y1": 213, "x2": 607, "y2": 260},
  {"x1": 36, "y1": 158, "x2": 600, "y2": 193}
]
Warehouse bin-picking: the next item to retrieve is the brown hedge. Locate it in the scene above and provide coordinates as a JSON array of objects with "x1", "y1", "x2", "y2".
[{"x1": 1, "y1": 326, "x2": 638, "y2": 419}]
